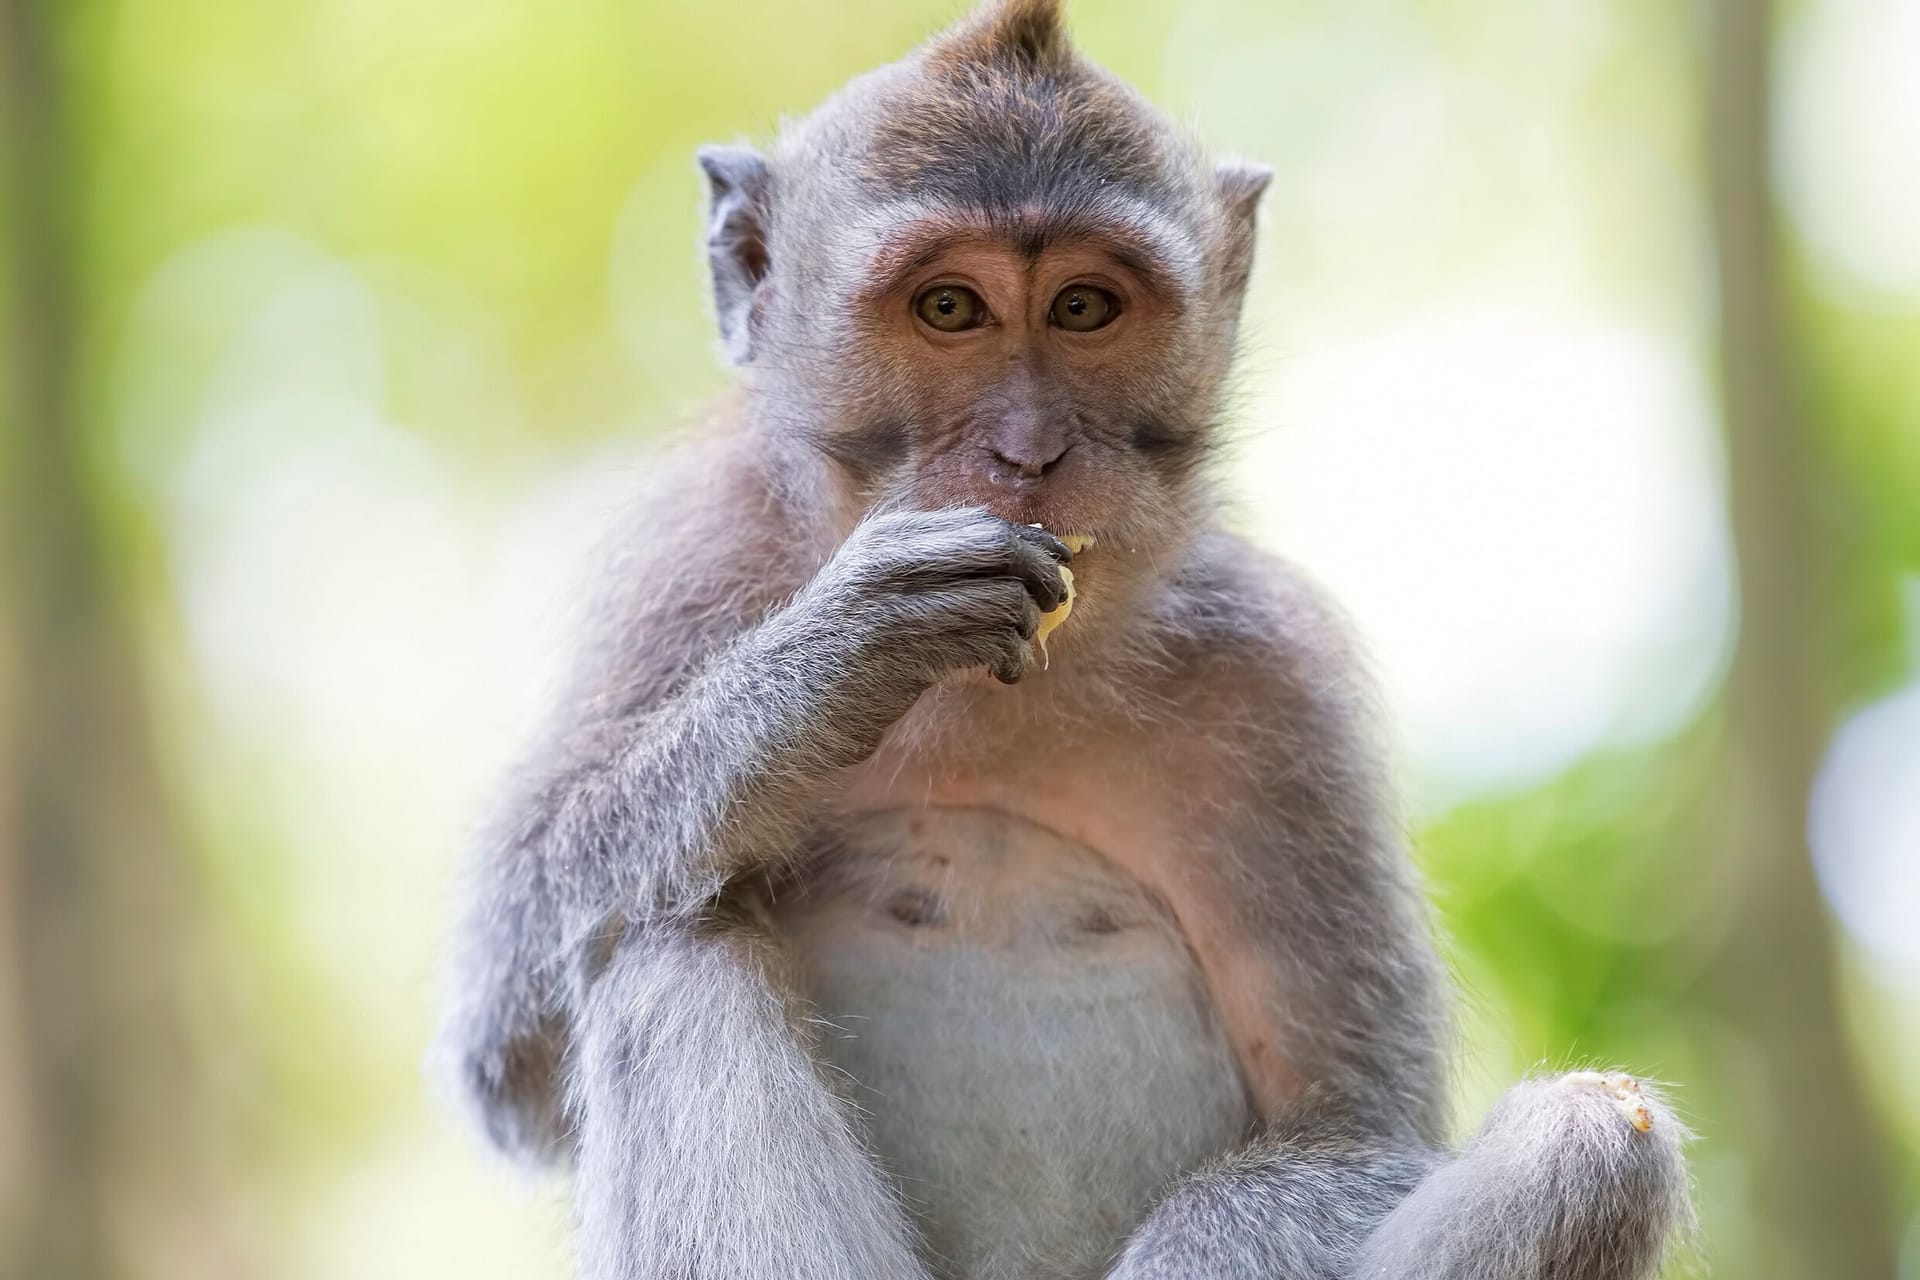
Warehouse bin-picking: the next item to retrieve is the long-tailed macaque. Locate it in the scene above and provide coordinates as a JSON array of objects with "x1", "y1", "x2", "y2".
[{"x1": 435, "y1": 3, "x2": 1694, "y2": 1276}]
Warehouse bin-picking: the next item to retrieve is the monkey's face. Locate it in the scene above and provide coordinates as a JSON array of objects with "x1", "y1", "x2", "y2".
[
  {"x1": 831, "y1": 212, "x2": 1218, "y2": 538},
  {"x1": 733, "y1": 187, "x2": 1255, "y2": 641}
]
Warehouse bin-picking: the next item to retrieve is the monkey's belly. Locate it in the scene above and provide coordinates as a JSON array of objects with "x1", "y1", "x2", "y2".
[{"x1": 768, "y1": 806, "x2": 1252, "y2": 1280}]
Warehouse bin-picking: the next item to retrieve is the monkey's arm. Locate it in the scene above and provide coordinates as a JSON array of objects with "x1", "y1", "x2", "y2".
[
  {"x1": 436, "y1": 488, "x2": 1069, "y2": 1163},
  {"x1": 504, "y1": 503, "x2": 1070, "y2": 921},
  {"x1": 435, "y1": 595, "x2": 892, "y2": 1161}
]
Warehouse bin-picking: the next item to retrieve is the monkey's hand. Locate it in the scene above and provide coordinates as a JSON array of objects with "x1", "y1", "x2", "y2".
[{"x1": 790, "y1": 507, "x2": 1072, "y2": 700}]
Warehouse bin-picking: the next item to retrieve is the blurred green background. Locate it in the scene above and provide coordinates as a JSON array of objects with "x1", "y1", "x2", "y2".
[{"x1": 3, "y1": 0, "x2": 1918, "y2": 1276}]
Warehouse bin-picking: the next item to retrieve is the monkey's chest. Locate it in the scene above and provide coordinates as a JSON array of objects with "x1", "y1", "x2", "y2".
[{"x1": 765, "y1": 806, "x2": 1252, "y2": 1280}]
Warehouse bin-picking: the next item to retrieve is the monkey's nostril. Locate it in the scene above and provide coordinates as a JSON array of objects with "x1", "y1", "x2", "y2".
[
  {"x1": 991, "y1": 449, "x2": 1044, "y2": 480},
  {"x1": 987, "y1": 442, "x2": 1071, "y2": 482}
]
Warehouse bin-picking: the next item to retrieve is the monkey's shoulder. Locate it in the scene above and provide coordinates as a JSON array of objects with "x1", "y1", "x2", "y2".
[
  {"x1": 600, "y1": 429, "x2": 813, "y2": 607},
  {"x1": 1150, "y1": 529, "x2": 1375, "y2": 691},
  {"x1": 556, "y1": 426, "x2": 815, "y2": 707}
]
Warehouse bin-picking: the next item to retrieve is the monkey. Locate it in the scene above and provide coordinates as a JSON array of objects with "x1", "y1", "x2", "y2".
[{"x1": 432, "y1": 2, "x2": 1695, "y2": 1277}]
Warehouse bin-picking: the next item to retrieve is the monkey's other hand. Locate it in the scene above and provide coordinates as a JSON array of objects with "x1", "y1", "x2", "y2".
[{"x1": 800, "y1": 507, "x2": 1071, "y2": 693}]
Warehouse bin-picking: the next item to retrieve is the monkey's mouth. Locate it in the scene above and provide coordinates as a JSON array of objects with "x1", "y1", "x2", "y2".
[{"x1": 1026, "y1": 522, "x2": 1095, "y2": 553}]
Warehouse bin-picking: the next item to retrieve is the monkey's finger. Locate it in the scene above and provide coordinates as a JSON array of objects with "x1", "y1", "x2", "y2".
[
  {"x1": 939, "y1": 583, "x2": 1041, "y2": 641},
  {"x1": 926, "y1": 586, "x2": 1037, "y2": 683},
  {"x1": 997, "y1": 602, "x2": 1041, "y2": 682},
  {"x1": 886, "y1": 523, "x2": 1067, "y2": 612},
  {"x1": 988, "y1": 625, "x2": 1034, "y2": 684},
  {"x1": 1009, "y1": 522, "x2": 1073, "y2": 564},
  {"x1": 1016, "y1": 593, "x2": 1042, "y2": 641},
  {"x1": 999, "y1": 530, "x2": 1070, "y2": 612},
  {"x1": 886, "y1": 507, "x2": 1068, "y2": 569}
]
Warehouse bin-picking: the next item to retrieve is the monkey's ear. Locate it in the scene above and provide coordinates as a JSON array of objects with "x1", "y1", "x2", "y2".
[
  {"x1": 1215, "y1": 159, "x2": 1273, "y2": 221},
  {"x1": 697, "y1": 144, "x2": 773, "y2": 364},
  {"x1": 1213, "y1": 159, "x2": 1273, "y2": 302}
]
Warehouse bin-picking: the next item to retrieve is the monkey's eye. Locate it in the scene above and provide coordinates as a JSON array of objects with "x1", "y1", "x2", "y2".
[
  {"x1": 914, "y1": 285, "x2": 986, "y2": 333},
  {"x1": 1050, "y1": 285, "x2": 1117, "y2": 332}
]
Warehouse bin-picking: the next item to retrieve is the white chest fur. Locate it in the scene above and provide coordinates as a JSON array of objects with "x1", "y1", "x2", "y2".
[{"x1": 766, "y1": 806, "x2": 1252, "y2": 1280}]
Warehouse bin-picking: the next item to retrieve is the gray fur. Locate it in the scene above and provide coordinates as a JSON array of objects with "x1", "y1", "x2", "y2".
[
  {"x1": 434, "y1": 2, "x2": 1693, "y2": 1276},
  {"x1": 572, "y1": 922, "x2": 929, "y2": 1279},
  {"x1": 435, "y1": 502, "x2": 1066, "y2": 1163},
  {"x1": 1110, "y1": 1095, "x2": 1437, "y2": 1279}
]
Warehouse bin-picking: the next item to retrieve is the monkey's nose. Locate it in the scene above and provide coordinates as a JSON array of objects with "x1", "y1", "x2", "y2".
[{"x1": 984, "y1": 441, "x2": 1072, "y2": 484}]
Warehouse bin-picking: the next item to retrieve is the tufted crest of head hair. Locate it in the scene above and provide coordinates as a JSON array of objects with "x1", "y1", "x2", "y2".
[{"x1": 926, "y1": 0, "x2": 1072, "y2": 75}]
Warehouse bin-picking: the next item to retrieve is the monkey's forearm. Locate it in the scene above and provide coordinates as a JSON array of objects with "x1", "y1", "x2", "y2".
[
  {"x1": 537, "y1": 600, "x2": 914, "y2": 934},
  {"x1": 439, "y1": 508, "x2": 1066, "y2": 1164},
  {"x1": 435, "y1": 595, "x2": 904, "y2": 1163},
  {"x1": 534, "y1": 507, "x2": 1068, "y2": 936}
]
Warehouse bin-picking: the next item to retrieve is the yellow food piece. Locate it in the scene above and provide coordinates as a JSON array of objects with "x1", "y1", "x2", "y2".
[{"x1": 1034, "y1": 533, "x2": 1095, "y2": 648}]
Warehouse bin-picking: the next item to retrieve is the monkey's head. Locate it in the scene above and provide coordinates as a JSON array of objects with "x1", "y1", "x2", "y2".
[{"x1": 699, "y1": 0, "x2": 1268, "y2": 607}]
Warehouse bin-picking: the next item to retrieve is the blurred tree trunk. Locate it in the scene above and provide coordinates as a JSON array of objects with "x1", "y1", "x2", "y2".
[
  {"x1": 1703, "y1": 1, "x2": 1894, "y2": 1275},
  {"x1": 1, "y1": 0, "x2": 204, "y2": 1276}
]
